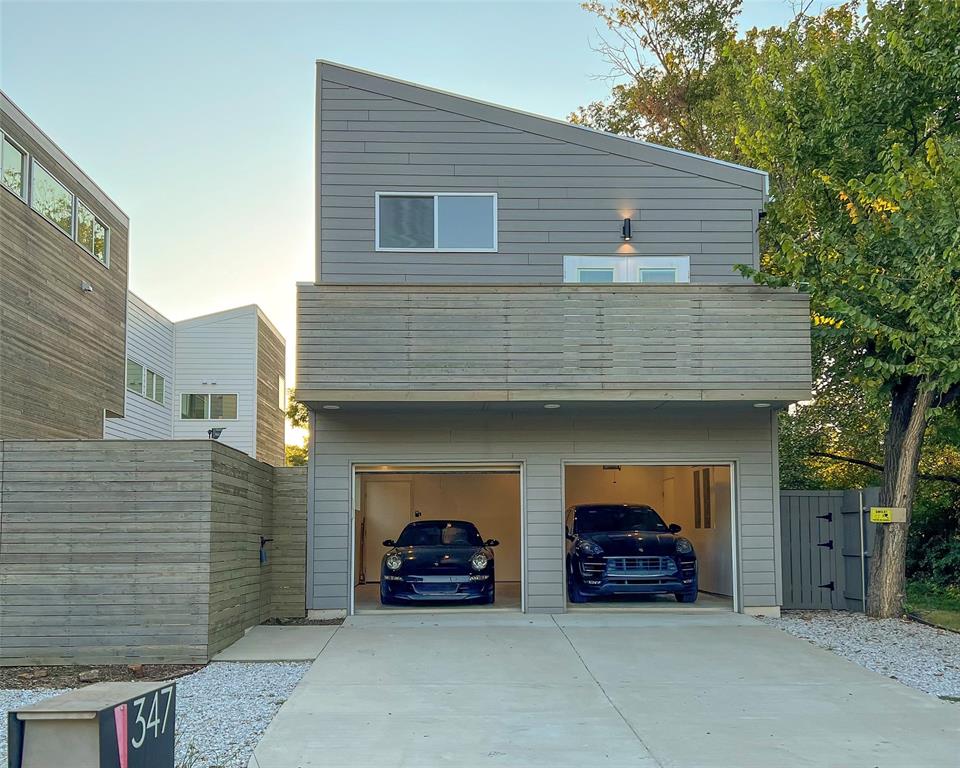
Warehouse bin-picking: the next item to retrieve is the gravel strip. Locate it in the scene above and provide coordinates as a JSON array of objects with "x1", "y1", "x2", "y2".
[
  {"x1": 760, "y1": 611, "x2": 960, "y2": 698},
  {"x1": 1, "y1": 662, "x2": 309, "y2": 767}
]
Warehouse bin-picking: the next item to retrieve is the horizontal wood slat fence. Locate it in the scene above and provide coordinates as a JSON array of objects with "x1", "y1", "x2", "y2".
[{"x1": 0, "y1": 440, "x2": 306, "y2": 665}]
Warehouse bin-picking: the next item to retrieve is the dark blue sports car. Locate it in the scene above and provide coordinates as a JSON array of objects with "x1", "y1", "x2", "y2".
[
  {"x1": 380, "y1": 520, "x2": 498, "y2": 605},
  {"x1": 565, "y1": 503, "x2": 698, "y2": 603}
]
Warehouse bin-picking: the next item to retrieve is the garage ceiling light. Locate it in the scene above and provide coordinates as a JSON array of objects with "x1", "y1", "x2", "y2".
[
  {"x1": 753, "y1": 402, "x2": 771, "y2": 408},
  {"x1": 322, "y1": 404, "x2": 341, "y2": 410},
  {"x1": 543, "y1": 403, "x2": 560, "y2": 409}
]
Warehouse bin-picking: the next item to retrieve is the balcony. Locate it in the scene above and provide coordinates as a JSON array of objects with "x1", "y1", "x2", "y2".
[{"x1": 296, "y1": 284, "x2": 811, "y2": 404}]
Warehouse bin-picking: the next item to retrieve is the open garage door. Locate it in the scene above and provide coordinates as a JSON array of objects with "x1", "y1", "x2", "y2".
[
  {"x1": 564, "y1": 464, "x2": 735, "y2": 610},
  {"x1": 352, "y1": 465, "x2": 522, "y2": 613}
]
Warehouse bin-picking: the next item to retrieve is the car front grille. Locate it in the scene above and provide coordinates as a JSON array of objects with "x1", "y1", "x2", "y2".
[{"x1": 605, "y1": 556, "x2": 677, "y2": 576}]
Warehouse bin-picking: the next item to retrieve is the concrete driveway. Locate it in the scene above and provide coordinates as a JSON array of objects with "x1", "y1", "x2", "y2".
[{"x1": 248, "y1": 611, "x2": 959, "y2": 768}]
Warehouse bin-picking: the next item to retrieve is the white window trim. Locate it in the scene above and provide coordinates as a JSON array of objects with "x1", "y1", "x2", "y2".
[
  {"x1": 126, "y1": 358, "x2": 165, "y2": 405},
  {"x1": 0, "y1": 131, "x2": 29, "y2": 202},
  {"x1": 375, "y1": 191, "x2": 498, "y2": 253},
  {"x1": 563, "y1": 255, "x2": 691, "y2": 284},
  {"x1": 76, "y1": 197, "x2": 110, "y2": 267},
  {"x1": 3, "y1": 135, "x2": 110, "y2": 268},
  {"x1": 126, "y1": 358, "x2": 145, "y2": 396},
  {"x1": 30, "y1": 158, "x2": 75, "y2": 238},
  {"x1": 179, "y1": 393, "x2": 240, "y2": 421}
]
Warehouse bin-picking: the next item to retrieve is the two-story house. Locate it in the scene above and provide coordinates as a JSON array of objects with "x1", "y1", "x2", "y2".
[
  {"x1": 0, "y1": 91, "x2": 128, "y2": 439},
  {"x1": 104, "y1": 292, "x2": 286, "y2": 466},
  {"x1": 297, "y1": 62, "x2": 813, "y2": 617}
]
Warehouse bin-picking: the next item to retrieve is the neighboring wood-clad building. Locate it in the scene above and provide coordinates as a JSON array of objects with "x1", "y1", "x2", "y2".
[
  {"x1": 297, "y1": 63, "x2": 814, "y2": 617},
  {"x1": 104, "y1": 293, "x2": 287, "y2": 466},
  {"x1": 0, "y1": 91, "x2": 129, "y2": 440}
]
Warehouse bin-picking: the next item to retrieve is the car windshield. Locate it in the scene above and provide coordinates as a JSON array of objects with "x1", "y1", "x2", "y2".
[
  {"x1": 575, "y1": 505, "x2": 669, "y2": 534},
  {"x1": 396, "y1": 521, "x2": 484, "y2": 547}
]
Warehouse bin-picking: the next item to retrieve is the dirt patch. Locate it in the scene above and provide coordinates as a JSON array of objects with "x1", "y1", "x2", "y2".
[
  {"x1": 0, "y1": 663, "x2": 204, "y2": 690},
  {"x1": 262, "y1": 616, "x2": 343, "y2": 627}
]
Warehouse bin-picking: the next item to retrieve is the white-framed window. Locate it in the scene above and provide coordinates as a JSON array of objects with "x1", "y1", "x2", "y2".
[
  {"x1": 1, "y1": 133, "x2": 27, "y2": 200},
  {"x1": 126, "y1": 359, "x2": 144, "y2": 395},
  {"x1": 563, "y1": 255, "x2": 690, "y2": 284},
  {"x1": 31, "y1": 159, "x2": 74, "y2": 237},
  {"x1": 3, "y1": 136, "x2": 110, "y2": 266},
  {"x1": 375, "y1": 192, "x2": 497, "y2": 252},
  {"x1": 76, "y1": 198, "x2": 109, "y2": 266},
  {"x1": 126, "y1": 358, "x2": 165, "y2": 404},
  {"x1": 180, "y1": 393, "x2": 238, "y2": 420},
  {"x1": 278, "y1": 375, "x2": 286, "y2": 411}
]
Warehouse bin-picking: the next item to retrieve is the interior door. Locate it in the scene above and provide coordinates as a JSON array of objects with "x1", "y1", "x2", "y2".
[{"x1": 361, "y1": 480, "x2": 413, "y2": 584}]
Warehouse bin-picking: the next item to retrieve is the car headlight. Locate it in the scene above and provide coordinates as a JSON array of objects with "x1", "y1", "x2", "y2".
[
  {"x1": 385, "y1": 554, "x2": 403, "y2": 571},
  {"x1": 470, "y1": 552, "x2": 488, "y2": 571},
  {"x1": 676, "y1": 538, "x2": 693, "y2": 555},
  {"x1": 577, "y1": 539, "x2": 604, "y2": 556}
]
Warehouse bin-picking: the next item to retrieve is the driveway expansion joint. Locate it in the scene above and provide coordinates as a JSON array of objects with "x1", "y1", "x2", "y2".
[{"x1": 550, "y1": 614, "x2": 666, "y2": 768}]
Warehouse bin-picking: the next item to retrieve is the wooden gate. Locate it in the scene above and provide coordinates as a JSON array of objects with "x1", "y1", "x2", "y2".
[{"x1": 779, "y1": 489, "x2": 879, "y2": 611}]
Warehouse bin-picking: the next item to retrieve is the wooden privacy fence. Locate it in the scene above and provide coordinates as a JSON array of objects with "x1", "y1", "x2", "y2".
[
  {"x1": 0, "y1": 440, "x2": 307, "y2": 666},
  {"x1": 779, "y1": 488, "x2": 880, "y2": 611}
]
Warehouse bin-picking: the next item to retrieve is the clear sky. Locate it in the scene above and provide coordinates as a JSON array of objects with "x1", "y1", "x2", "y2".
[{"x1": 1, "y1": 0, "x2": 827, "y2": 405}]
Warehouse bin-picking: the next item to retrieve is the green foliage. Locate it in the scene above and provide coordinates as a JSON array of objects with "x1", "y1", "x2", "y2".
[
  {"x1": 285, "y1": 443, "x2": 307, "y2": 467},
  {"x1": 578, "y1": 0, "x2": 960, "y2": 599},
  {"x1": 572, "y1": 0, "x2": 742, "y2": 158},
  {"x1": 286, "y1": 389, "x2": 309, "y2": 430}
]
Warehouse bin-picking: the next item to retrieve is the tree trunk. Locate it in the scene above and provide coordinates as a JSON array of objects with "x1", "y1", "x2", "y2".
[{"x1": 866, "y1": 378, "x2": 934, "y2": 618}]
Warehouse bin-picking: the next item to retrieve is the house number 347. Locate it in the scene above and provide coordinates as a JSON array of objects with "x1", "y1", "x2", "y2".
[{"x1": 131, "y1": 686, "x2": 174, "y2": 748}]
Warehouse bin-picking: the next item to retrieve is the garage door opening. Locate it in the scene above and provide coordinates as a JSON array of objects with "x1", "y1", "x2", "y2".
[
  {"x1": 564, "y1": 464, "x2": 735, "y2": 611},
  {"x1": 353, "y1": 466, "x2": 522, "y2": 613}
]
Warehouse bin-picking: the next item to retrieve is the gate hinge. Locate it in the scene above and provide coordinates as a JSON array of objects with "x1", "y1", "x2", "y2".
[
  {"x1": 816, "y1": 512, "x2": 833, "y2": 522},
  {"x1": 817, "y1": 540, "x2": 834, "y2": 550},
  {"x1": 818, "y1": 581, "x2": 835, "y2": 591}
]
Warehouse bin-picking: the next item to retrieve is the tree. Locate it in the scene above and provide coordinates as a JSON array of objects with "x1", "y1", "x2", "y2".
[
  {"x1": 286, "y1": 389, "x2": 309, "y2": 430},
  {"x1": 577, "y1": 0, "x2": 960, "y2": 616},
  {"x1": 285, "y1": 443, "x2": 308, "y2": 467},
  {"x1": 571, "y1": 0, "x2": 742, "y2": 159}
]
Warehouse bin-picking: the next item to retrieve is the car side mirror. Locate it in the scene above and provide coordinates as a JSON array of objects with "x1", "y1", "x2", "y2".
[
  {"x1": 383, "y1": 539, "x2": 396, "y2": 547},
  {"x1": 485, "y1": 539, "x2": 499, "y2": 547},
  {"x1": 668, "y1": 524, "x2": 682, "y2": 534}
]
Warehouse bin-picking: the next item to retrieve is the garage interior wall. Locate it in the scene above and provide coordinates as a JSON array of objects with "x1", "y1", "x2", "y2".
[
  {"x1": 565, "y1": 465, "x2": 732, "y2": 597},
  {"x1": 355, "y1": 472, "x2": 521, "y2": 584}
]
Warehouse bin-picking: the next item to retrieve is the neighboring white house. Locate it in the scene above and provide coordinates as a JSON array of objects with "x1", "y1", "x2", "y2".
[{"x1": 105, "y1": 292, "x2": 286, "y2": 466}]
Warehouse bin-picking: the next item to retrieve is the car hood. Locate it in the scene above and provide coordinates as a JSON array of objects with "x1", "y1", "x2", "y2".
[
  {"x1": 388, "y1": 545, "x2": 489, "y2": 570},
  {"x1": 580, "y1": 531, "x2": 680, "y2": 556}
]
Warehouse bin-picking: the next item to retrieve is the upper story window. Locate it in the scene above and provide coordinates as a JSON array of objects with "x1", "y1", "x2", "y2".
[
  {"x1": 2, "y1": 134, "x2": 26, "y2": 199},
  {"x1": 0, "y1": 132, "x2": 110, "y2": 267},
  {"x1": 376, "y1": 192, "x2": 497, "y2": 252},
  {"x1": 180, "y1": 393, "x2": 238, "y2": 420},
  {"x1": 31, "y1": 160, "x2": 74, "y2": 237},
  {"x1": 564, "y1": 256, "x2": 690, "y2": 284},
  {"x1": 126, "y1": 359, "x2": 165, "y2": 404},
  {"x1": 76, "y1": 199, "x2": 109, "y2": 265}
]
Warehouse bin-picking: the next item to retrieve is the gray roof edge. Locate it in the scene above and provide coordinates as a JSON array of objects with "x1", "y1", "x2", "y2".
[
  {"x1": 316, "y1": 60, "x2": 768, "y2": 192},
  {"x1": 0, "y1": 90, "x2": 129, "y2": 226}
]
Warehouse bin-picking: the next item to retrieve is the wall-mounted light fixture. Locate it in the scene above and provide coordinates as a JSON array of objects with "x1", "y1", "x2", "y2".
[
  {"x1": 207, "y1": 427, "x2": 225, "y2": 440},
  {"x1": 621, "y1": 218, "x2": 632, "y2": 241}
]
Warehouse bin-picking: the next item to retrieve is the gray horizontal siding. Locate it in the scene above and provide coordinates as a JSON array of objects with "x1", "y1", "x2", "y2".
[
  {"x1": 317, "y1": 66, "x2": 765, "y2": 284},
  {"x1": 0, "y1": 440, "x2": 307, "y2": 665},
  {"x1": 297, "y1": 284, "x2": 811, "y2": 401},
  {"x1": 307, "y1": 405, "x2": 779, "y2": 612},
  {"x1": 104, "y1": 293, "x2": 174, "y2": 440}
]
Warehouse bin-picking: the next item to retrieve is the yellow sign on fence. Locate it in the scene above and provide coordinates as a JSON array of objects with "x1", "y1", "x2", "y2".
[{"x1": 870, "y1": 507, "x2": 907, "y2": 524}]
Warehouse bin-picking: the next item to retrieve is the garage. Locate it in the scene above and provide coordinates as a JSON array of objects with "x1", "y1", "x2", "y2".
[
  {"x1": 564, "y1": 464, "x2": 735, "y2": 610},
  {"x1": 352, "y1": 465, "x2": 523, "y2": 612}
]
